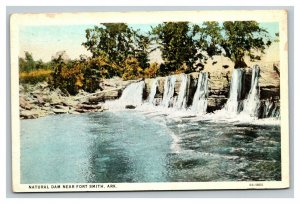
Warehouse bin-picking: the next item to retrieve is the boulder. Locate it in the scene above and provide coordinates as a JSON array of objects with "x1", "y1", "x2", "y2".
[
  {"x1": 20, "y1": 109, "x2": 48, "y2": 119},
  {"x1": 207, "y1": 97, "x2": 227, "y2": 113},
  {"x1": 77, "y1": 104, "x2": 103, "y2": 110},
  {"x1": 20, "y1": 110, "x2": 39, "y2": 119},
  {"x1": 55, "y1": 104, "x2": 68, "y2": 109},
  {"x1": 52, "y1": 108, "x2": 68, "y2": 114},
  {"x1": 260, "y1": 86, "x2": 280, "y2": 100},
  {"x1": 19, "y1": 97, "x2": 33, "y2": 110},
  {"x1": 125, "y1": 105, "x2": 136, "y2": 109},
  {"x1": 33, "y1": 94, "x2": 44, "y2": 105},
  {"x1": 69, "y1": 110, "x2": 81, "y2": 115},
  {"x1": 88, "y1": 89, "x2": 120, "y2": 103}
]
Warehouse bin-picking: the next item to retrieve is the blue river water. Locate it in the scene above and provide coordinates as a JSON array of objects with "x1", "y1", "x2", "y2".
[{"x1": 21, "y1": 111, "x2": 281, "y2": 183}]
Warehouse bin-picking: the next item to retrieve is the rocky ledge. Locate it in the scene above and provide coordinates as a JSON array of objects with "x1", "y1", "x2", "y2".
[{"x1": 19, "y1": 79, "x2": 137, "y2": 119}]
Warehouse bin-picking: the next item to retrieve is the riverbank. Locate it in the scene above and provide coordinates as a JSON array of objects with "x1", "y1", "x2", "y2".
[{"x1": 19, "y1": 79, "x2": 138, "y2": 119}]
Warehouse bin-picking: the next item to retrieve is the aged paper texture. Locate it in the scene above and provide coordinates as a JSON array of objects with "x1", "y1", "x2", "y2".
[{"x1": 11, "y1": 10, "x2": 289, "y2": 192}]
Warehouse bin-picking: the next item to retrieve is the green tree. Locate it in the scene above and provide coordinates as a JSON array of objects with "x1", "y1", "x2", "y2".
[
  {"x1": 49, "y1": 53, "x2": 65, "y2": 90},
  {"x1": 151, "y1": 22, "x2": 197, "y2": 74},
  {"x1": 82, "y1": 23, "x2": 150, "y2": 75},
  {"x1": 19, "y1": 51, "x2": 36, "y2": 72},
  {"x1": 134, "y1": 33, "x2": 151, "y2": 69},
  {"x1": 193, "y1": 21, "x2": 223, "y2": 68},
  {"x1": 220, "y1": 21, "x2": 272, "y2": 68}
]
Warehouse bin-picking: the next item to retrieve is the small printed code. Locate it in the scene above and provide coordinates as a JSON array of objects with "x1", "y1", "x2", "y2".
[{"x1": 249, "y1": 183, "x2": 264, "y2": 187}]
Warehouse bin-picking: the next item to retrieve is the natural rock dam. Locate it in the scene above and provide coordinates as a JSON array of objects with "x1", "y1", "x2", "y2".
[{"x1": 109, "y1": 65, "x2": 280, "y2": 120}]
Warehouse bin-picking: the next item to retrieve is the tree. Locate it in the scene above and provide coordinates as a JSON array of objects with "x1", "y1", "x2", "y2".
[
  {"x1": 19, "y1": 51, "x2": 36, "y2": 72},
  {"x1": 134, "y1": 33, "x2": 151, "y2": 69},
  {"x1": 220, "y1": 21, "x2": 272, "y2": 68},
  {"x1": 49, "y1": 52, "x2": 65, "y2": 90},
  {"x1": 193, "y1": 21, "x2": 223, "y2": 68},
  {"x1": 151, "y1": 22, "x2": 198, "y2": 74},
  {"x1": 82, "y1": 23, "x2": 150, "y2": 76}
]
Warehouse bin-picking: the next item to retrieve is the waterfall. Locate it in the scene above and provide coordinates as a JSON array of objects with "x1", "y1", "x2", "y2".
[
  {"x1": 241, "y1": 65, "x2": 260, "y2": 117},
  {"x1": 147, "y1": 78, "x2": 158, "y2": 105},
  {"x1": 161, "y1": 76, "x2": 177, "y2": 108},
  {"x1": 175, "y1": 74, "x2": 190, "y2": 110},
  {"x1": 118, "y1": 81, "x2": 145, "y2": 107},
  {"x1": 224, "y1": 68, "x2": 245, "y2": 114},
  {"x1": 190, "y1": 72, "x2": 208, "y2": 114},
  {"x1": 261, "y1": 99, "x2": 280, "y2": 118}
]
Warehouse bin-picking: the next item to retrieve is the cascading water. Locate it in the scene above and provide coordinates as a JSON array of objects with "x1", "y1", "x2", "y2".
[
  {"x1": 147, "y1": 78, "x2": 158, "y2": 105},
  {"x1": 175, "y1": 74, "x2": 190, "y2": 110},
  {"x1": 224, "y1": 68, "x2": 245, "y2": 114},
  {"x1": 112, "y1": 81, "x2": 145, "y2": 108},
  {"x1": 261, "y1": 99, "x2": 280, "y2": 118},
  {"x1": 190, "y1": 72, "x2": 208, "y2": 114},
  {"x1": 241, "y1": 65, "x2": 261, "y2": 117},
  {"x1": 104, "y1": 67, "x2": 279, "y2": 122},
  {"x1": 161, "y1": 76, "x2": 177, "y2": 108}
]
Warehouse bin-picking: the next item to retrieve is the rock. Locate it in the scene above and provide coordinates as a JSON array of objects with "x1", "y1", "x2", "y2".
[
  {"x1": 19, "y1": 97, "x2": 33, "y2": 110},
  {"x1": 48, "y1": 89, "x2": 65, "y2": 104},
  {"x1": 260, "y1": 86, "x2": 280, "y2": 100},
  {"x1": 69, "y1": 110, "x2": 80, "y2": 115},
  {"x1": 63, "y1": 98, "x2": 79, "y2": 107},
  {"x1": 75, "y1": 104, "x2": 104, "y2": 112},
  {"x1": 41, "y1": 106, "x2": 51, "y2": 111},
  {"x1": 20, "y1": 109, "x2": 48, "y2": 119},
  {"x1": 52, "y1": 108, "x2": 68, "y2": 114},
  {"x1": 102, "y1": 78, "x2": 138, "y2": 89},
  {"x1": 96, "y1": 108, "x2": 104, "y2": 112},
  {"x1": 88, "y1": 89, "x2": 120, "y2": 103},
  {"x1": 20, "y1": 110, "x2": 39, "y2": 119},
  {"x1": 55, "y1": 104, "x2": 68, "y2": 109},
  {"x1": 77, "y1": 104, "x2": 103, "y2": 110},
  {"x1": 207, "y1": 97, "x2": 227, "y2": 113},
  {"x1": 125, "y1": 105, "x2": 136, "y2": 109},
  {"x1": 74, "y1": 108, "x2": 88, "y2": 113},
  {"x1": 19, "y1": 84, "x2": 24, "y2": 92},
  {"x1": 33, "y1": 94, "x2": 44, "y2": 105}
]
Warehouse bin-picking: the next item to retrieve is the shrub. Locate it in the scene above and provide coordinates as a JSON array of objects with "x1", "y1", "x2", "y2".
[
  {"x1": 144, "y1": 63, "x2": 159, "y2": 78},
  {"x1": 122, "y1": 57, "x2": 144, "y2": 80}
]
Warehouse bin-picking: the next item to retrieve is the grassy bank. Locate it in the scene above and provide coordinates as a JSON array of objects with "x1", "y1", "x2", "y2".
[{"x1": 19, "y1": 69, "x2": 52, "y2": 84}]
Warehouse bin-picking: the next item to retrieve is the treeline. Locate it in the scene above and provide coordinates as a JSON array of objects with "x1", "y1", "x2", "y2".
[{"x1": 19, "y1": 21, "x2": 273, "y2": 95}]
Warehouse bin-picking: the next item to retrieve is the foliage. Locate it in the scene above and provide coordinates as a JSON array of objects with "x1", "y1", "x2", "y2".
[
  {"x1": 19, "y1": 52, "x2": 52, "y2": 84},
  {"x1": 220, "y1": 21, "x2": 272, "y2": 68},
  {"x1": 19, "y1": 52, "x2": 36, "y2": 72},
  {"x1": 19, "y1": 69, "x2": 52, "y2": 84},
  {"x1": 82, "y1": 23, "x2": 150, "y2": 70},
  {"x1": 20, "y1": 21, "x2": 274, "y2": 95},
  {"x1": 193, "y1": 22, "x2": 223, "y2": 67},
  {"x1": 151, "y1": 22, "x2": 198, "y2": 74},
  {"x1": 82, "y1": 53, "x2": 121, "y2": 92},
  {"x1": 48, "y1": 53, "x2": 88, "y2": 94},
  {"x1": 122, "y1": 57, "x2": 144, "y2": 80},
  {"x1": 144, "y1": 63, "x2": 159, "y2": 78}
]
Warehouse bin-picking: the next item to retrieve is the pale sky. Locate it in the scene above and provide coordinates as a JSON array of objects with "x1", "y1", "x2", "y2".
[{"x1": 19, "y1": 22, "x2": 279, "y2": 62}]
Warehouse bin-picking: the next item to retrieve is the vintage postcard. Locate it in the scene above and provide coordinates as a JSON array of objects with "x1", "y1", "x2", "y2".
[{"x1": 10, "y1": 10, "x2": 289, "y2": 192}]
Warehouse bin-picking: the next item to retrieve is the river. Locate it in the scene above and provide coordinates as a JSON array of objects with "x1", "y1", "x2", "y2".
[{"x1": 21, "y1": 111, "x2": 281, "y2": 183}]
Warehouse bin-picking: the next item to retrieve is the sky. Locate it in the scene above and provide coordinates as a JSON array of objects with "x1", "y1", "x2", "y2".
[{"x1": 19, "y1": 22, "x2": 279, "y2": 62}]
